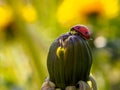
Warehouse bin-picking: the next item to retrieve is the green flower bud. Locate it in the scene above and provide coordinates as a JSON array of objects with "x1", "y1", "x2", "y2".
[{"x1": 47, "y1": 33, "x2": 92, "y2": 89}]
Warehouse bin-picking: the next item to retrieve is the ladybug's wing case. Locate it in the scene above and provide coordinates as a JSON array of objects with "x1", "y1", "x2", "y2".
[{"x1": 70, "y1": 25, "x2": 91, "y2": 39}]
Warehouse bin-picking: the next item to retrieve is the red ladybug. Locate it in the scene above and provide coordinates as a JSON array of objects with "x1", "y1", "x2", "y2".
[{"x1": 70, "y1": 25, "x2": 91, "y2": 39}]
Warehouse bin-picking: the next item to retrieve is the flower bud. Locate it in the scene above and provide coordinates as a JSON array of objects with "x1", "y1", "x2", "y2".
[{"x1": 47, "y1": 33, "x2": 92, "y2": 89}]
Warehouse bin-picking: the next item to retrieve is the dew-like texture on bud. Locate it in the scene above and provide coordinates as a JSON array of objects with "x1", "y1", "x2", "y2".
[{"x1": 47, "y1": 33, "x2": 92, "y2": 89}]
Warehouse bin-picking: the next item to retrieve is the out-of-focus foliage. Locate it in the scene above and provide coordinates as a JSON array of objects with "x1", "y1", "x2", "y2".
[{"x1": 0, "y1": 0, "x2": 120, "y2": 90}]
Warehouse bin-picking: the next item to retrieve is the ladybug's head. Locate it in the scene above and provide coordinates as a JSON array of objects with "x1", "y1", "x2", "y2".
[{"x1": 70, "y1": 25, "x2": 91, "y2": 39}]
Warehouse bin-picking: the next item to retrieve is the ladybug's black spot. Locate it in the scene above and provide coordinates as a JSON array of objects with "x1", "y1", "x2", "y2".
[
  {"x1": 77, "y1": 27, "x2": 80, "y2": 29},
  {"x1": 85, "y1": 32, "x2": 89, "y2": 34}
]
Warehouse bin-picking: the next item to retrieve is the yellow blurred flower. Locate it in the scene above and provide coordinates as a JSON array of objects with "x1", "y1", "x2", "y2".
[
  {"x1": 19, "y1": 5, "x2": 37, "y2": 23},
  {"x1": 57, "y1": 0, "x2": 119, "y2": 27},
  {"x1": 0, "y1": 5, "x2": 13, "y2": 29}
]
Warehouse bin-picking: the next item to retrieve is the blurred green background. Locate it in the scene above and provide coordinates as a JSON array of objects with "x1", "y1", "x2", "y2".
[{"x1": 0, "y1": 0, "x2": 120, "y2": 90}]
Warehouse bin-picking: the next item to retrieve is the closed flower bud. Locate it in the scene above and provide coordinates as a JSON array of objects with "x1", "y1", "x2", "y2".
[{"x1": 47, "y1": 33, "x2": 92, "y2": 89}]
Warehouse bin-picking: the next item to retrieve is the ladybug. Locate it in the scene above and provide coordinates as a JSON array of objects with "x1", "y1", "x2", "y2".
[{"x1": 70, "y1": 25, "x2": 91, "y2": 39}]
